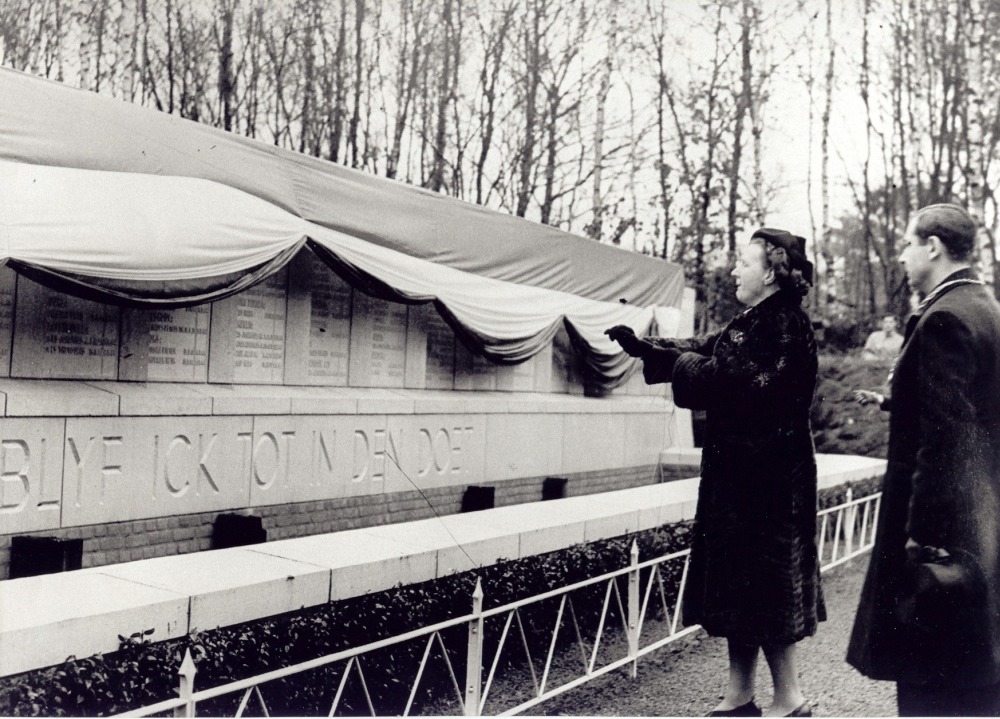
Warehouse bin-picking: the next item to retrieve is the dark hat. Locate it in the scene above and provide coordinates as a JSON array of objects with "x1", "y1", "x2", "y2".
[{"x1": 751, "y1": 228, "x2": 814, "y2": 285}]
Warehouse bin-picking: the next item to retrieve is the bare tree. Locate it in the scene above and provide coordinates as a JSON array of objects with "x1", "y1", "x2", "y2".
[
  {"x1": 725, "y1": 0, "x2": 754, "y2": 256},
  {"x1": 215, "y1": 0, "x2": 236, "y2": 131},
  {"x1": 514, "y1": 0, "x2": 544, "y2": 218},
  {"x1": 587, "y1": 0, "x2": 618, "y2": 240},
  {"x1": 471, "y1": 0, "x2": 515, "y2": 204}
]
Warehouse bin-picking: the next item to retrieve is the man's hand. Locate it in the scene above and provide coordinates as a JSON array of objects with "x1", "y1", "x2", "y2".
[
  {"x1": 854, "y1": 389, "x2": 884, "y2": 407},
  {"x1": 905, "y1": 537, "x2": 951, "y2": 562},
  {"x1": 604, "y1": 325, "x2": 653, "y2": 358}
]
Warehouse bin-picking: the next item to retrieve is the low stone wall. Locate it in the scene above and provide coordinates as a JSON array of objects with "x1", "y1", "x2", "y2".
[
  {"x1": 0, "y1": 452, "x2": 886, "y2": 678},
  {"x1": 0, "y1": 463, "x2": 687, "y2": 579}
]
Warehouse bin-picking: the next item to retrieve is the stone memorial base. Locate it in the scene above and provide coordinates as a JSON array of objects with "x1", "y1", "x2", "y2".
[
  {"x1": 0, "y1": 380, "x2": 685, "y2": 580},
  {"x1": 0, "y1": 452, "x2": 887, "y2": 677}
]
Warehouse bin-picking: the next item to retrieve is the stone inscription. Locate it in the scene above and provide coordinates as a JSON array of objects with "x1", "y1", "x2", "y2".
[
  {"x1": 0, "y1": 414, "x2": 488, "y2": 527},
  {"x1": 0, "y1": 268, "x2": 16, "y2": 377},
  {"x1": 304, "y1": 261, "x2": 352, "y2": 384},
  {"x1": 455, "y1": 344, "x2": 497, "y2": 390},
  {"x1": 0, "y1": 418, "x2": 65, "y2": 533},
  {"x1": 384, "y1": 415, "x2": 484, "y2": 492},
  {"x1": 249, "y1": 414, "x2": 485, "y2": 504},
  {"x1": 424, "y1": 310, "x2": 455, "y2": 389},
  {"x1": 61, "y1": 416, "x2": 254, "y2": 526},
  {"x1": 209, "y1": 271, "x2": 288, "y2": 383},
  {"x1": 349, "y1": 294, "x2": 408, "y2": 387},
  {"x1": 11, "y1": 278, "x2": 119, "y2": 379},
  {"x1": 120, "y1": 306, "x2": 211, "y2": 382},
  {"x1": 233, "y1": 273, "x2": 287, "y2": 382}
]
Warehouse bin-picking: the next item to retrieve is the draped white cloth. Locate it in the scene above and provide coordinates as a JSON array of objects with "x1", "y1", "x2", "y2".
[{"x1": 0, "y1": 68, "x2": 686, "y2": 385}]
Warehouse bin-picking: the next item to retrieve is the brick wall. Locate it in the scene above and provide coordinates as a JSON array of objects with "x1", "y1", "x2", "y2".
[{"x1": 0, "y1": 462, "x2": 695, "y2": 580}]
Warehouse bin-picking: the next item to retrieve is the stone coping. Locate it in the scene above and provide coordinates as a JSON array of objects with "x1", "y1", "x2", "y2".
[
  {"x1": 0, "y1": 379, "x2": 671, "y2": 417},
  {"x1": 658, "y1": 449, "x2": 886, "y2": 490},
  {"x1": 0, "y1": 452, "x2": 886, "y2": 677}
]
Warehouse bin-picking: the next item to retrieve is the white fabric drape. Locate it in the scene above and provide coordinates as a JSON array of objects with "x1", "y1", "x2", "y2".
[{"x1": 0, "y1": 68, "x2": 687, "y2": 387}]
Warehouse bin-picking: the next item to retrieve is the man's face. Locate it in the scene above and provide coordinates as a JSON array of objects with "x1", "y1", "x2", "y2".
[
  {"x1": 881, "y1": 316, "x2": 897, "y2": 334},
  {"x1": 899, "y1": 218, "x2": 932, "y2": 294}
]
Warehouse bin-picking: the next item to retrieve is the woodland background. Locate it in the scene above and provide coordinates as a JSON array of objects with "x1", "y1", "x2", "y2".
[{"x1": 2, "y1": 0, "x2": 998, "y2": 340}]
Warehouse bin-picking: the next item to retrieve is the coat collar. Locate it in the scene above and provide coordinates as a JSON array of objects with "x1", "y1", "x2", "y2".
[
  {"x1": 904, "y1": 268, "x2": 981, "y2": 341},
  {"x1": 737, "y1": 288, "x2": 798, "y2": 322}
]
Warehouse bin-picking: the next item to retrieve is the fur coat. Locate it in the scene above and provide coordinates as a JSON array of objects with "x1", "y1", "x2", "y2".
[{"x1": 644, "y1": 289, "x2": 825, "y2": 644}]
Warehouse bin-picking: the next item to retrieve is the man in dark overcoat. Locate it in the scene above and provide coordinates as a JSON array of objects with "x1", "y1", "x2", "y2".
[{"x1": 847, "y1": 203, "x2": 1000, "y2": 716}]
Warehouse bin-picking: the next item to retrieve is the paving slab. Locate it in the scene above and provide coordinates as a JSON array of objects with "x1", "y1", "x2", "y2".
[
  {"x1": 0, "y1": 570, "x2": 188, "y2": 675},
  {"x1": 250, "y1": 530, "x2": 438, "y2": 601},
  {"x1": 362, "y1": 516, "x2": 521, "y2": 577},
  {"x1": 96, "y1": 548, "x2": 330, "y2": 632}
]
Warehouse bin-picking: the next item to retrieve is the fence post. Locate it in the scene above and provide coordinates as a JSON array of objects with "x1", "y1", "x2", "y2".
[
  {"x1": 174, "y1": 648, "x2": 196, "y2": 718},
  {"x1": 845, "y1": 487, "x2": 855, "y2": 559},
  {"x1": 464, "y1": 578, "x2": 484, "y2": 716},
  {"x1": 628, "y1": 540, "x2": 639, "y2": 679}
]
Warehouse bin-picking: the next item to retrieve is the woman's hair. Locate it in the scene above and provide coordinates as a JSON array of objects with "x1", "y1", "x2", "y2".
[{"x1": 750, "y1": 228, "x2": 813, "y2": 298}]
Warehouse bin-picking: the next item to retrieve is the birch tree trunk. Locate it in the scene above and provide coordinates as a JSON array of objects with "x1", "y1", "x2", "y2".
[
  {"x1": 962, "y1": 0, "x2": 997, "y2": 294},
  {"x1": 726, "y1": 0, "x2": 752, "y2": 256},
  {"x1": 514, "y1": 0, "x2": 542, "y2": 218},
  {"x1": 587, "y1": 0, "x2": 618, "y2": 240}
]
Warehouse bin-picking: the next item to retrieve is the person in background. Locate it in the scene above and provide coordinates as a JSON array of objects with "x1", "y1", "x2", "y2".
[
  {"x1": 862, "y1": 315, "x2": 903, "y2": 361},
  {"x1": 607, "y1": 228, "x2": 823, "y2": 718},
  {"x1": 847, "y1": 203, "x2": 1000, "y2": 716}
]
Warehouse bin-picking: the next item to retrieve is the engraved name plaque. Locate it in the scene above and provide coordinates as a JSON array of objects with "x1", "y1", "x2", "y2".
[{"x1": 11, "y1": 278, "x2": 119, "y2": 380}]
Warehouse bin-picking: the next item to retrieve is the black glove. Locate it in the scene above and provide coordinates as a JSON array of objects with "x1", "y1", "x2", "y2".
[
  {"x1": 604, "y1": 324, "x2": 635, "y2": 342},
  {"x1": 604, "y1": 325, "x2": 653, "y2": 358}
]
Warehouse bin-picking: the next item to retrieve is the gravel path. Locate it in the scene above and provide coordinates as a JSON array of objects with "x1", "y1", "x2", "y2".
[{"x1": 537, "y1": 556, "x2": 897, "y2": 717}]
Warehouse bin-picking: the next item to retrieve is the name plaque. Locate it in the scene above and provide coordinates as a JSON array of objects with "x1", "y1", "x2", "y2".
[
  {"x1": 455, "y1": 344, "x2": 497, "y2": 390},
  {"x1": 424, "y1": 309, "x2": 456, "y2": 389},
  {"x1": 0, "y1": 268, "x2": 17, "y2": 377},
  {"x1": 11, "y1": 278, "x2": 119, "y2": 380},
  {"x1": 209, "y1": 271, "x2": 289, "y2": 384},
  {"x1": 348, "y1": 294, "x2": 408, "y2": 388},
  {"x1": 284, "y1": 254, "x2": 352, "y2": 386},
  {"x1": 497, "y1": 356, "x2": 536, "y2": 392},
  {"x1": 120, "y1": 306, "x2": 211, "y2": 382},
  {"x1": 402, "y1": 304, "x2": 455, "y2": 390}
]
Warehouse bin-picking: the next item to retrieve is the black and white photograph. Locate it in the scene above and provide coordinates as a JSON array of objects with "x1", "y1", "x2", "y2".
[{"x1": 1, "y1": 0, "x2": 999, "y2": 716}]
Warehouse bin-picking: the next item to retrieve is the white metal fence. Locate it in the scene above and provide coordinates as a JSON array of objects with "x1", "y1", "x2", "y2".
[{"x1": 115, "y1": 488, "x2": 880, "y2": 718}]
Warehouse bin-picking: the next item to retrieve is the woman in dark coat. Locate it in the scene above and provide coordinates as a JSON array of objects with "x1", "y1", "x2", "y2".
[{"x1": 607, "y1": 229, "x2": 824, "y2": 718}]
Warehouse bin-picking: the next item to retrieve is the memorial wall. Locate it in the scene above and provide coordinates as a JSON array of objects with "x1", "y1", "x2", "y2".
[{"x1": 0, "y1": 254, "x2": 688, "y2": 570}]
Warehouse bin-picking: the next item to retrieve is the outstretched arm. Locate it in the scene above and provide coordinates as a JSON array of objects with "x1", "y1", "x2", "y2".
[
  {"x1": 641, "y1": 331, "x2": 722, "y2": 384},
  {"x1": 670, "y1": 313, "x2": 809, "y2": 411},
  {"x1": 647, "y1": 332, "x2": 721, "y2": 356}
]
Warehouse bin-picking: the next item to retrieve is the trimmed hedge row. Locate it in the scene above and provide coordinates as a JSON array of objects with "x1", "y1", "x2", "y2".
[
  {"x1": 0, "y1": 479, "x2": 881, "y2": 717},
  {"x1": 0, "y1": 522, "x2": 693, "y2": 717}
]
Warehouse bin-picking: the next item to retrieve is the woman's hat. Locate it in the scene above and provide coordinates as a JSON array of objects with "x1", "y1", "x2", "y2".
[{"x1": 751, "y1": 228, "x2": 814, "y2": 285}]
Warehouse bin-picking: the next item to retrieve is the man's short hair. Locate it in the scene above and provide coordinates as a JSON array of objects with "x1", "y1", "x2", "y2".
[{"x1": 913, "y1": 203, "x2": 976, "y2": 262}]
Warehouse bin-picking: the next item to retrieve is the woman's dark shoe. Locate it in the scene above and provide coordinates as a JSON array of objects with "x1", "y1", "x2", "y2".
[
  {"x1": 780, "y1": 702, "x2": 812, "y2": 717},
  {"x1": 707, "y1": 699, "x2": 763, "y2": 717}
]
